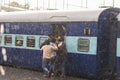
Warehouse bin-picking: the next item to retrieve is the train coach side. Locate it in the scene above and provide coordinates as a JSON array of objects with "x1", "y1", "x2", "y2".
[{"x1": 0, "y1": 8, "x2": 120, "y2": 79}]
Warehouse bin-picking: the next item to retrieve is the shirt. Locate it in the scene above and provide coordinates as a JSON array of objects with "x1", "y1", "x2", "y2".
[{"x1": 41, "y1": 45, "x2": 58, "y2": 59}]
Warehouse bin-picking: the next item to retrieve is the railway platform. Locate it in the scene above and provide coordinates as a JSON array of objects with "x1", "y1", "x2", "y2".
[{"x1": 0, "y1": 66, "x2": 88, "y2": 80}]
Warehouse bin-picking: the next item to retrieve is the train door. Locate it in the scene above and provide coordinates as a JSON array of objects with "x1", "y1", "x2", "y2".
[
  {"x1": 97, "y1": 8, "x2": 120, "y2": 80},
  {"x1": 51, "y1": 24, "x2": 66, "y2": 40}
]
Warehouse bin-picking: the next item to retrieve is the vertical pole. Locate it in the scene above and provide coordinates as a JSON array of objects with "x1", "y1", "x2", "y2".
[
  {"x1": 27, "y1": 0, "x2": 29, "y2": 10},
  {"x1": 9, "y1": 0, "x2": 10, "y2": 7},
  {"x1": 48, "y1": 0, "x2": 50, "y2": 9},
  {"x1": 37, "y1": 0, "x2": 38, "y2": 10},
  {"x1": 67, "y1": 0, "x2": 68, "y2": 9},
  {"x1": 55, "y1": 0, "x2": 57, "y2": 9},
  {"x1": 63, "y1": 0, "x2": 64, "y2": 9},
  {"x1": 43, "y1": 0, "x2": 44, "y2": 10},
  {"x1": 86, "y1": 0, "x2": 87, "y2": 8},
  {"x1": 25, "y1": 0, "x2": 26, "y2": 9},
  {"x1": 0, "y1": 0, "x2": 1, "y2": 12},
  {"x1": 113, "y1": 0, "x2": 114, "y2": 7},
  {"x1": 81, "y1": 0, "x2": 83, "y2": 8},
  {"x1": 103, "y1": 0, "x2": 105, "y2": 6}
]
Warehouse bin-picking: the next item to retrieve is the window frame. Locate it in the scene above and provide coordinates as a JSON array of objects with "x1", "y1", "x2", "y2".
[
  {"x1": 26, "y1": 36, "x2": 35, "y2": 47},
  {"x1": 39, "y1": 36, "x2": 48, "y2": 46},
  {"x1": 15, "y1": 36, "x2": 23, "y2": 46},
  {"x1": 84, "y1": 28, "x2": 91, "y2": 35},
  {"x1": 77, "y1": 38, "x2": 90, "y2": 52},
  {"x1": 4, "y1": 35, "x2": 12, "y2": 45}
]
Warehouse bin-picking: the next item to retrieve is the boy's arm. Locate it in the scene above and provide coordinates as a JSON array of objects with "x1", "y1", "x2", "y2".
[
  {"x1": 40, "y1": 46, "x2": 43, "y2": 50},
  {"x1": 52, "y1": 45, "x2": 58, "y2": 50}
]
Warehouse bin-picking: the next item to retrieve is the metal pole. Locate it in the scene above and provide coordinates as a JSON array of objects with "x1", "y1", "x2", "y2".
[
  {"x1": 48, "y1": 0, "x2": 50, "y2": 9},
  {"x1": 103, "y1": 0, "x2": 105, "y2": 6},
  {"x1": 37, "y1": 0, "x2": 38, "y2": 10},
  {"x1": 113, "y1": 0, "x2": 114, "y2": 7},
  {"x1": 25, "y1": 0, "x2": 26, "y2": 9},
  {"x1": 86, "y1": 0, "x2": 87, "y2": 8},
  {"x1": 9, "y1": 0, "x2": 10, "y2": 7},
  {"x1": 67, "y1": 0, "x2": 68, "y2": 9},
  {"x1": 81, "y1": 0, "x2": 83, "y2": 8},
  {"x1": 63, "y1": 0, "x2": 64, "y2": 9},
  {"x1": 0, "y1": 0, "x2": 1, "y2": 12},
  {"x1": 43, "y1": 0, "x2": 44, "y2": 10},
  {"x1": 27, "y1": 0, "x2": 30, "y2": 10},
  {"x1": 55, "y1": 0, "x2": 57, "y2": 9}
]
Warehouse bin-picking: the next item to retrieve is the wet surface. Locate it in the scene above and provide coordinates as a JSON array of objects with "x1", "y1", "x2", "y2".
[{"x1": 0, "y1": 66, "x2": 88, "y2": 80}]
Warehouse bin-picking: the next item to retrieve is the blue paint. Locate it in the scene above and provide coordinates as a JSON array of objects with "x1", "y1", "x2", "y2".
[
  {"x1": 0, "y1": 47, "x2": 96, "y2": 77},
  {"x1": 4, "y1": 22, "x2": 52, "y2": 35},
  {"x1": 97, "y1": 8, "x2": 120, "y2": 80},
  {"x1": 0, "y1": 47, "x2": 43, "y2": 69},
  {"x1": 66, "y1": 52, "x2": 96, "y2": 77},
  {"x1": 0, "y1": 8, "x2": 120, "y2": 79},
  {"x1": 0, "y1": 20, "x2": 120, "y2": 79},
  {"x1": 117, "y1": 58, "x2": 120, "y2": 80},
  {"x1": 3, "y1": 22, "x2": 98, "y2": 36},
  {"x1": 0, "y1": 21, "x2": 98, "y2": 78},
  {"x1": 66, "y1": 22, "x2": 98, "y2": 36}
]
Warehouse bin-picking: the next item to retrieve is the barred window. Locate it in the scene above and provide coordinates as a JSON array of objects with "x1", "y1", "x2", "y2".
[
  {"x1": 4, "y1": 35, "x2": 12, "y2": 45},
  {"x1": 78, "y1": 38, "x2": 89, "y2": 52},
  {"x1": 84, "y1": 28, "x2": 91, "y2": 35},
  {"x1": 27, "y1": 36, "x2": 35, "y2": 47},
  {"x1": 15, "y1": 36, "x2": 23, "y2": 46},
  {"x1": 39, "y1": 37, "x2": 48, "y2": 46}
]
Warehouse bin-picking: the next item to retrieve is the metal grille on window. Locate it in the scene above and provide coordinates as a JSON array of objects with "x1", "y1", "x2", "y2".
[
  {"x1": 39, "y1": 37, "x2": 47, "y2": 46},
  {"x1": 15, "y1": 36, "x2": 23, "y2": 46},
  {"x1": 27, "y1": 36, "x2": 35, "y2": 47},
  {"x1": 4, "y1": 35, "x2": 12, "y2": 45},
  {"x1": 78, "y1": 38, "x2": 89, "y2": 52},
  {"x1": 84, "y1": 28, "x2": 91, "y2": 35}
]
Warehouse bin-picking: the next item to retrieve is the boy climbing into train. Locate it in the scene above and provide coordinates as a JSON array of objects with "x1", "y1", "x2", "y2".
[
  {"x1": 40, "y1": 33, "x2": 54, "y2": 48},
  {"x1": 40, "y1": 40, "x2": 58, "y2": 77}
]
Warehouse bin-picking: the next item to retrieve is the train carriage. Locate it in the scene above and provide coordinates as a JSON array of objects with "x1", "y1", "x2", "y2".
[{"x1": 0, "y1": 8, "x2": 120, "y2": 79}]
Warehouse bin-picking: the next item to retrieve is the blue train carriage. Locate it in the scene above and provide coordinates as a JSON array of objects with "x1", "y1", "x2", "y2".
[{"x1": 0, "y1": 8, "x2": 120, "y2": 79}]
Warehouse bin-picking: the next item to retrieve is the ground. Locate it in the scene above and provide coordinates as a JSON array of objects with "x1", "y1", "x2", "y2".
[{"x1": 0, "y1": 66, "x2": 89, "y2": 80}]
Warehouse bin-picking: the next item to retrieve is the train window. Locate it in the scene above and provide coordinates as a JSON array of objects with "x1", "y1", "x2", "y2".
[
  {"x1": 78, "y1": 38, "x2": 89, "y2": 52},
  {"x1": 0, "y1": 36, "x2": 2, "y2": 44},
  {"x1": 39, "y1": 37, "x2": 48, "y2": 46},
  {"x1": 4, "y1": 35, "x2": 12, "y2": 45},
  {"x1": 15, "y1": 36, "x2": 23, "y2": 46},
  {"x1": 27, "y1": 36, "x2": 35, "y2": 47},
  {"x1": 84, "y1": 28, "x2": 91, "y2": 35}
]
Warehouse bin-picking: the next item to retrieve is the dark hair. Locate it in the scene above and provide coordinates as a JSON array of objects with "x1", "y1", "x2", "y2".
[
  {"x1": 48, "y1": 33, "x2": 53, "y2": 37},
  {"x1": 51, "y1": 38, "x2": 55, "y2": 42},
  {"x1": 45, "y1": 40, "x2": 50, "y2": 45}
]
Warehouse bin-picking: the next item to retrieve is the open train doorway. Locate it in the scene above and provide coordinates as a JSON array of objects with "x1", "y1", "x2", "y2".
[
  {"x1": 97, "y1": 8, "x2": 120, "y2": 80},
  {"x1": 51, "y1": 24, "x2": 66, "y2": 41}
]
